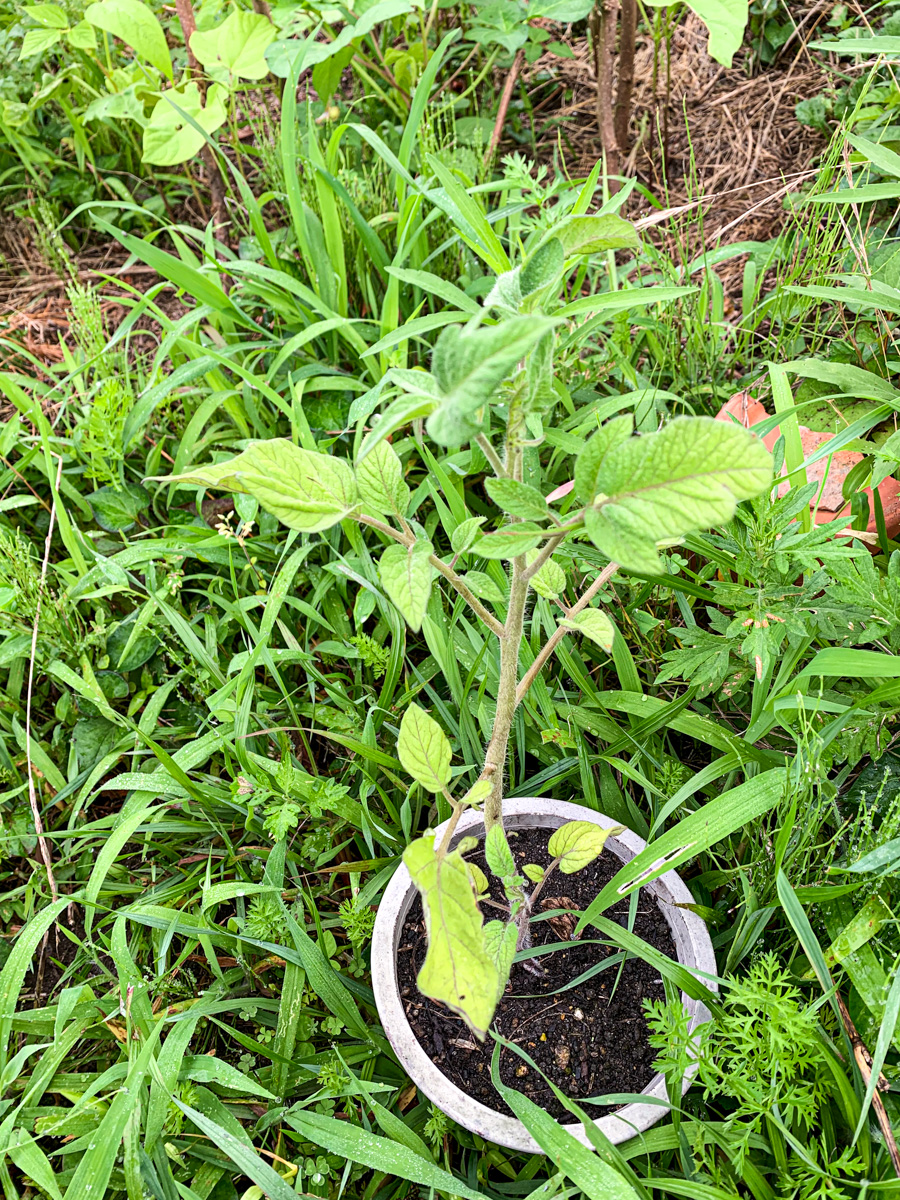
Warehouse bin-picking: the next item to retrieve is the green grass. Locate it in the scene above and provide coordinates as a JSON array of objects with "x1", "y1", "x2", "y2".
[{"x1": 4, "y1": 14, "x2": 900, "y2": 1199}]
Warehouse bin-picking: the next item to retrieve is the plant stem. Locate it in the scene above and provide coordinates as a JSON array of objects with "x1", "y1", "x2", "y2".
[
  {"x1": 590, "y1": 0, "x2": 620, "y2": 176},
  {"x1": 437, "y1": 799, "x2": 465, "y2": 857},
  {"x1": 356, "y1": 513, "x2": 505, "y2": 636},
  {"x1": 525, "y1": 857, "x2": 560, "y2": 911},
  {"x1": 515, "y1": 561, "x2": 618, "y2": 707},
  {"x1": 615, "y1": 0, "x2": 637, "y2": 154},
  {"x1": 476, "y1": 433, "x2": 507, "y2": 478},
  {"x1": 173, "y1": 0, "x2": 229, "y2": 236},
  {"x1": 486, "y1": 49, "x2": 525, "y2": 163},
  {"x1": 480, "y1": 555, "x2": 529, "y2": 831},
  {"x1": 522, "y1": 532, "x2": 567, "y2": 580}
]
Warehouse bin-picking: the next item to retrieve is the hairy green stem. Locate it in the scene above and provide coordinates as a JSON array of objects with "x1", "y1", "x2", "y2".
[
  {"x1": 522, "y1": 532, "x2": 567, "y2": 581},
  {"x1": 480, "y1": 556, "x2": 529, "y2": 831},
  {"x1": 515, "y1": 560, "x2": 618, "y2": 707},
  {"x1": 356, "y1": 513, "x2": 505, "y2": 636},
  {"x1": 476, "y1": 433, "x2": 507, "y2": 478}
]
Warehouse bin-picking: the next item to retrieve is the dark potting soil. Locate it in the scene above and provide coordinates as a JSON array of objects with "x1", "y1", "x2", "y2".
[{"x1": 397, "y1": 826, "x2": 676, "y2": 1122}]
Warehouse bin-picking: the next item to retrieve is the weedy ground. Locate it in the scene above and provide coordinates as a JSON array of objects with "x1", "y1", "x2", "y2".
[{"x1": 3, "y1": 1, "x2": 900, "y2": 1198}]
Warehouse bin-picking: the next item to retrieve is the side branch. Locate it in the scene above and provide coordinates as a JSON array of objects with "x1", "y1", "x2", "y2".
[
  {"x1": 356, "y1": 513, "x2": 505, "y2": 637},
  {"x1": 515, "y1": 561, "x2": 618, "y2": 707}
]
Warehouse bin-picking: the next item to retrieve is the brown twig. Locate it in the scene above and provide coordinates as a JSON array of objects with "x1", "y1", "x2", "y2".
[
  {"x1": 615, "y1": 0, "x2": 637, "y2": 154},
  {"x1": 836, "y1": 992, "x2": 900, "y2": 1178},
  {"x1": 486, "y1": 49, "x2": 525, "y2": 162},
  {"x1": 25, "y1": 455, "x2": 60, "y2": 904},
  {"x1": 590, "y1": 0, "x2": 620, "y2": 174}
]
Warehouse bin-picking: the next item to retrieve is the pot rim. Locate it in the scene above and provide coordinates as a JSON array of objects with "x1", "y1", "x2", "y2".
[{"x1": 371, "y1": 798, "x2": 717, "y2": 1154}]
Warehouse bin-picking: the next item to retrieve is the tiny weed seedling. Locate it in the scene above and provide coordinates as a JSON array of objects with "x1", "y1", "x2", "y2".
[{"x1": 159, "y1": 206, "x2": 772, "y2": 1038}]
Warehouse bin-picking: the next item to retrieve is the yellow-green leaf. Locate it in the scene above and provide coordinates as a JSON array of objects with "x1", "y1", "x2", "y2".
[
  {"x1": 403, "y1": 836, "x2": 499, "y2": 1039},
  {"x1": 548, "y1": 821, "x2": 622, "y2": 874},
  {"x1": 559, "y1": 609, "x2": 615, "y2": 651},
  {"x1": 157, "y1": 439, "x2": 358, "y2": 532},
  {"x1": 398, "y1": 704, "x2": 451, "y2": 793}
]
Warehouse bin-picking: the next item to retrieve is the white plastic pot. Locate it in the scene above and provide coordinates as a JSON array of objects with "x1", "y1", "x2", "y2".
[{"x1": 371, "y1": 798, "x2": 717, "y2": 1153}]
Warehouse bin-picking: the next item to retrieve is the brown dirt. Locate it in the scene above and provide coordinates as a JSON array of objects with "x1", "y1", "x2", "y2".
[
  {"x1": 528, "y1": 11, "x2": 829, "y2": 286},
  {"x1": 398, "y1": 826, "x2": 675, "y2": 1121}
]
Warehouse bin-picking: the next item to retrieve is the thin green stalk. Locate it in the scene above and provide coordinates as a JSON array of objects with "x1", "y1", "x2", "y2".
[{"x1": 480, "y1": 555, "x2": 529, "y2": 831}]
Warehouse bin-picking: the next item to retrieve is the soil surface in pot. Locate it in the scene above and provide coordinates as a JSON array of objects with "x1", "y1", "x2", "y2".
[{"x1": 397, "y1": 827, "x2": 676, "y2": 1121}]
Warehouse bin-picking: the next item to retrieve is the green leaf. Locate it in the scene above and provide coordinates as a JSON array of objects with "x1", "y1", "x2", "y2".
[
  {"x1": 467, "y1": 861, "x2": 490, "y2": 896},
  {"x1": 284, "y1": 1109, "x2": 489, "y2": 1200},
  {"x1": 312, "y1": 43, "x2": 354, "y2": 100},
  {"x1": 559, "y1": 609, "x2": 616, "y2": 652},
  {"x1": 486, "y1": 477, "x2": 550, "y2": 519},
  {"x1": 809, "y1": 35, "x2": 900, "y2": 57},
  {"x1": 490, "y1": 1047, "x2": 641, "y2": 1199},
  {"x1": 160, "y1": 439, "x2": 359, "y2": 532},
  {"x1": 483, "y1": 919, "x2": 518, "y2": 998},
  {"x1": 267, "y1": 0, "x2": 415, "y2": 78},
  {"x1": 574, "y1": 414, "x2": 633, "y2": 504},
  {"x1": 19, "y1": 26, "x2": 61, "y2": 56},
  {"x1": 190, "y1": 9, "x2": 275, "y2": 80},
  {"x1": 789, "y1": 647, "x2": 900, "y2": 686},
  {"x1": 645, "y1": 0, "x2": 748, "y2": 67},
  {"x1": 522, "y1": 237, "x2": 565, "y2": 296},
  {"x1": 356, "y1": 440, "x2": 410, "y2": 516},
  {"x1": 24, "y1": 4, "x2": 68, "y2": 27},
  {"x1": 177, "y1": 1103, "x2": 299, "y2": 1200},
  {"x1": 142, "y1": 82, "x2": 227, "y2": 166},
  {"x1": 551, "y1": 214, "x2": 640, "y2": 256},
  {"x1": 428, "y1": 318, "x2": 557, "y2": 445},
  {"x1": 403, "y1": 836, "x2": 498, "y2": 1038},
  {"x1": 586, "y1": 416, "x2": 772, "y2": 574},
  {"x1": 88, "y1": 483, "x2": 150, "y2": 533},
  {"x1": 398, "y1": 703, "x2": 451, "y2": 793},
  {"x1": 85, "y1": 0, "x2": 173, "y2": 77},
  {"x1": 523, "y1": 863, "x2": 545, "y2": 883},
  {"x1": 473, "y1": 521, "x2": 543, "y2": 559},
  {"x1": 461, "y1": 779, "x2": 492, "y2": 807},
  {"x1": 485, "y1": 824, "x2": 516, "y2": 878},
  {"x1": 1, "y1": 896, "x2": 71, "y2": 1068},
  {"x1": 378, "y1": 538, "x2": 433, "y2": 632},
  {"x1": 67, "y1": 19, "x2": 96, "y2": 47},
  {"x1": 526, "y1": 552, "x2": 566, "y2": 599},
  {"x1": 836, "y1": 837, "x2": 900, "y2": 876},
  {"x1": 854, "y1": 955, "x2": 900, "y2": 1142},
  {"x1": 180, "y1": 1055, "x2": 275, "y2": 1099},
  {"x1": 357, "y1": 391, "x2": 439, "y2": 462},
  {"x1": 459, "y1": 570, "x2": 506, "y2": 602},
  {"x1": 528, "y1": 0, "x2": 593, "y2": 19},
  {"x1": 450, "y1": 515, "x2": 487, "y2": 554},
  {"x1": 577, "y1": 768, "x2": 787, "y2": 931},
  {"x1": 548, "y1": 821, "x2": 621, "y2": 874}
]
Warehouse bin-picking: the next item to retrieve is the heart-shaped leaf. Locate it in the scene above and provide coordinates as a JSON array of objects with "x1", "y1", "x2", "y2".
[
  {"x1": 142, "y1": 82, "x2": 227, "y2": 166},
  {"x1": 190, "y1": 9, "x2": 276, "y2": 81}
]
